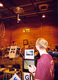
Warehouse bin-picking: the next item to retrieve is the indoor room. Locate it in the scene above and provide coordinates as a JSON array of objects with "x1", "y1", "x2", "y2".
[{"x1": 0, "y1": 0, "x2": 58, "y2": 80}]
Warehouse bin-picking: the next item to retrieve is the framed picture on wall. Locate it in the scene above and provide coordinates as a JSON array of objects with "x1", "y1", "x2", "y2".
[
  {"x1": 24, "y1": 49, "x2": 34, "y2": 59},
  {"x1": 23, "y1": 39, "x2": 28, "y2": 45},
  {"x1": 23, "y1": 72, "x2": 31, "y2": 80}
]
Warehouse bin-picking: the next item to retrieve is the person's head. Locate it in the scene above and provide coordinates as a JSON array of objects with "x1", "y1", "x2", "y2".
[
  {"x1": 36, "y1": 38, "x2": 48, "y2": 51},
  {"x1": 12, "y1": 41, "x2": 15, "y2": 44}
]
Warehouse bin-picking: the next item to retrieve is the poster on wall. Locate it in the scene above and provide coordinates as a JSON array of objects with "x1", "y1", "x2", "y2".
[
  {"x1": 23, "y1": 72, "x2": 33, "y2": 80},
  {"x1": 23, "y1": 72, "x2": 31, "y2": 80},
  {"x1": 24, "y1": 49, "x2": 34, "y2": 59},
  {"x1": 23, "y1": 39, "x2": 28, "y2": 45},
  {"x1": 9, "y1": 46, "x2": 17, "y2": 58}
]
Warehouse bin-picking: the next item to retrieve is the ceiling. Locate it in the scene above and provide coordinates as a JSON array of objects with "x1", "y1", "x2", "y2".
[{"x1": 0, "y1": 0, "x2": 57, "y2": 20}]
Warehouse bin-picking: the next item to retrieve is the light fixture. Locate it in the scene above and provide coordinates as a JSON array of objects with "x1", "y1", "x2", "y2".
[
  {"x1": 0, "y1": 2, "x2": 3, "y2": 7},
  {"x1": 42, "y1": 14, "x2": 46, "y2": 18},
  {"x1": 13, "y1": 7, "x2": 24, "y2": 23},
  {"x1": 38, "y1": 4, "x2": 49, "y2": 11},
  {"x1": 17, "y1": 13, "x2": 21, "y2": 23}
]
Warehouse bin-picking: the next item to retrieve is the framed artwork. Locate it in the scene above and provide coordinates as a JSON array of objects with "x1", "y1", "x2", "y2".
[
  {"x1": 23, "y1": 39, "x2": 28, "y2": 45},
  {"x1": 24, "y1": 49, "x2": 34, "y2": 59},
  {"x1": 23, "y1": 72, "x2": 31, "y2": 80},
  {"x1": 9, "y1": 46, "x2": 17, "y2": 58}
]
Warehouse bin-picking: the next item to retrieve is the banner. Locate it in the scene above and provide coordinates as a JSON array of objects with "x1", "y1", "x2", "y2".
[
  {"x1": 9, "y1": 73, "x2": 21, "y2": 80},
  {"x1": 9, "y1": 46, "x2": 17, "y2": 58}
]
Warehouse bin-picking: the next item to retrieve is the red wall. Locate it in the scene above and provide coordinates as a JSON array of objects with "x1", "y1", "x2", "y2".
[{"x1": 2, "y1": 16, "x2": 58, "y2": 50}]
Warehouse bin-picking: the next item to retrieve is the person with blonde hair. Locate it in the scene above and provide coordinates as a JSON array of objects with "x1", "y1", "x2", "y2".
[{"x1": 28, "y1": 38, "x2": 54, "y2": 80}]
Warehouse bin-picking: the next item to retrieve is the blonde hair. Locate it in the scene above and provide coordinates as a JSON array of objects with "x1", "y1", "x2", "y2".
[{"x1": 36, "y1": 38, "x2": 48, "y2": 49}]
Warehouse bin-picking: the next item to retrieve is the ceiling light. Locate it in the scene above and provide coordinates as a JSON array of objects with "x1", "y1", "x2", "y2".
[
  {"x1": 13, "y1": 7, "x2": 24, "y2": 23},
  {"x1": 13, "y1": 7, "x2": 24, "y2": 14},
  {"x1": 0, "y1": 3, "x2": 3, "y2": 7},
  {"x1": 42, "y1": 14, "x2": 46, "y2": 18}
]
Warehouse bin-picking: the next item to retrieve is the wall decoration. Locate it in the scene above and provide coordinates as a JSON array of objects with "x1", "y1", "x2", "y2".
[
  {"x1": 23, "y1": 72, "x2": 31, "y2": 80},
  {"x1": 23, "y1": 29, "x2": 30, "y2": 33},
  {"x1": 23, "y1": 39, "x2": 28, "y2": 45},
  {"x1": 24, "y1": 49, "x2": 34, "y2": 59}
]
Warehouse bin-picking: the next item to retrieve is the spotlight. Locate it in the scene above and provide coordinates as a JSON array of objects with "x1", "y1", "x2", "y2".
[
  {"x1": 0, "y1": 2, "x2": 3, "y2": 7},
  {"x1": 42, "y1": 14, "x2": 46, "y2": 18}
]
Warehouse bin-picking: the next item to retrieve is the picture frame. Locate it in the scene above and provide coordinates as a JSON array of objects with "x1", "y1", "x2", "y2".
[
  {"x1": 23, "y1": 39, "x2": 28, "y2": 45},
  {"x1": 24, "y1": 49, "x2": 34, "y2": 59},
  {"x1": 23, "y1": 72, "x2": 31, "y2": 80}
]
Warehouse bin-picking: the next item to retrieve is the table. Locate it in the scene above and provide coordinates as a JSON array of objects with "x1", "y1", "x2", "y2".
[{"x1": 0, "y1": 68, "x2": 6, "y2": 72}]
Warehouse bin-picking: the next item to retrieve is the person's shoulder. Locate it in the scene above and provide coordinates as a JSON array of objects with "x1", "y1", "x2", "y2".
[{"x1": 47, "y1": 53, "x2": 53, "y2": 58}]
